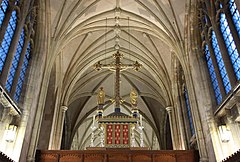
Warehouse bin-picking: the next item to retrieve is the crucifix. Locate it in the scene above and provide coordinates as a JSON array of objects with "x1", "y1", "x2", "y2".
[
  {"x1": 94, "y1": 50, "x2": 142, "y2": 112},
  {"x1": 93, "y1": 51, "x2": 142, "y2": 148}
]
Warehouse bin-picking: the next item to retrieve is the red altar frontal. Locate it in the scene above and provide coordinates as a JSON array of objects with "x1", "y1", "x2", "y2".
[
  {"x1": 95, "y1": 110, "x2": 138, "y2": 148},
  {"x1": 106, "y1": 124, "x2": 129, "y2": 146}
]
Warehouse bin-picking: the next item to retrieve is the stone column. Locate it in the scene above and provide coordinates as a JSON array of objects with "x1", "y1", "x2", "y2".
[
  {"x1": 175, "y1": 86, "x2": 188, "y2": 150},
  {"x1": 53, "y1": 105, "x2": 68, "y2": 149},
  {"x1": 166, "y1": 106, "x2": 177, "y2": 149},
  {"x1": 187, "y1": 94, "x2": 209, "y2": 162},
  {"x1": 20, "y1": 0, "x2": 48, "y2": 161},
  {"x1": 56, "y1": 106, "x2": 68, "y2": 149}
]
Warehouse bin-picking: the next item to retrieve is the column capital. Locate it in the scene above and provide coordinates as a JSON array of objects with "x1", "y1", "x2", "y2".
[
  {"x1": 166, "y1": 106, "x2": 173, "y2": 113},
  {"x1": 61, "y1": 105, "x2": 68, "y2": 112}
]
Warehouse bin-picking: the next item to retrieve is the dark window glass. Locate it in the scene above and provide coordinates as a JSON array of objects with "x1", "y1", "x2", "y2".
[
  {"x1": 229, "y1": 0, "x2": 240, "y2": 37},
  {"x1": 220, "y1": 13, "x2": 240, "y2": 80},
  {"x1": 0, "y1": 0, "x2": 8, "y2": 26},
  {"x1": 205, "y1": 45, "x2": 223, "y2": 105},
  {"x1": 211, "y1": 31, "x2": 231, "y2": 93},
  {"x1": 0, "y1": 10, "x2": 17, "y2": 72},
  {"x1": 5, "y1": 29, "x2": 25, "y2": 92},
  {"x1": 183, "y1": 86, "x2": 195, "y2": 136},
  {"x1": 14, "y1": 42, "x2": 30, "y2": 102}
]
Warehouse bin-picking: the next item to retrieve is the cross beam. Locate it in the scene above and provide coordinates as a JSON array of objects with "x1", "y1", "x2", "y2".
[{"x1": 94, "y1": 51, "x2": 141, "y2": 112}]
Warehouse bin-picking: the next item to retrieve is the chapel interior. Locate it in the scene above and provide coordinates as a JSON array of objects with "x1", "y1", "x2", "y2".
[{"x1": 0, "y1": 0, "x2": 240, "y2": 162}]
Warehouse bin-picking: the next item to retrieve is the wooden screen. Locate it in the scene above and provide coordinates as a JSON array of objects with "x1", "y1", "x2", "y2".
[{"x1": 36, "y1": 149, "x2": 200, "y2": 162}]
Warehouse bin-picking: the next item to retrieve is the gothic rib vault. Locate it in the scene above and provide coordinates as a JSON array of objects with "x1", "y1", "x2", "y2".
[{"x1": 41, "y1": 0, "x2": 193, "y2": 151}]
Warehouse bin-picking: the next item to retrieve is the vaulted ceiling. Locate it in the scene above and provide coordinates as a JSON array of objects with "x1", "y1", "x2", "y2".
[{"x1": 47, "y1": 0, "x2": 191, "y2": 149}]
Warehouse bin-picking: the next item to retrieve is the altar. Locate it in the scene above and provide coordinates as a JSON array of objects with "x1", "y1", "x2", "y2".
[{"x1": 87, "y1": 50, "x2": 144, "y2": 149}]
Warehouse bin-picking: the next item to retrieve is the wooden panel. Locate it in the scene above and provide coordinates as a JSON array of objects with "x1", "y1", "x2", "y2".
[
  {"x1": 59, "y1": 154, "x2": 82, "y2": 162},
  {"x1": 154, "y1": 154, "x2": 176, "y2": 162},
  {"x1": 177, "y1": 151, "x2": 195, "y2": 162},
  {"x1": 40, "y1": 154, "x2": 58, "y2": 162},
  {"x1": 84, "y1": 154, "x2": 105, "y2": 162},
  {"x1": 108, "y1": 154, "x2": 129, "y2": 162},
  {"x1": 36, "y1": 149, "x2": 199, "y2": 162},
  {"x1": 132, "y1": 154, "x2": 152, "y2": 162}
]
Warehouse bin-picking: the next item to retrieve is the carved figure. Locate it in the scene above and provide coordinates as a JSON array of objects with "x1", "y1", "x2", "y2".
[
  {"x1": 97, "y1": 87, "x2": 105, "y2": 105},
  {"x1": 130, "y1": 89, "x2": 138, "y2": 105}
]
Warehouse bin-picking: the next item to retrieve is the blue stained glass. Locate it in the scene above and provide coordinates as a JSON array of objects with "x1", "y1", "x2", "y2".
[
  {"x1": 205, "y1": 45, "x2": 223, "y2": 105},
  {"x1": 183, "y1": 87, "x2": 195, "y2": 136},
  {"x1": 14, "y1": 42, "x2": 31, "y2": 102},
  {"x1": 0, "y1": 0, "x2": 8, "y2": 26},
  {"x1": 5, "y1": 29, "x2": 25, "y2": 92},
  {"x1": 229, "y1": 0, "x2": 240, "y2": 37},
  {"x1": 211, "y1": 31, "x2": 232, "y2": 94},
  {"x1": 220, "y1": 13, "x2": 240, "y2": 80},
  {"x1": 0, "y1": 10, "x2": 17, "y2": 73}
]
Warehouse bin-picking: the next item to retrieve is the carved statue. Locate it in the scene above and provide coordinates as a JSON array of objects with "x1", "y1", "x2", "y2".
[
  {"x1": 97, "y1": 87, "x2": 105, "y2": 105},
  {"x1": 130, "y1": 88, "x2": 138, "y2": 106}
]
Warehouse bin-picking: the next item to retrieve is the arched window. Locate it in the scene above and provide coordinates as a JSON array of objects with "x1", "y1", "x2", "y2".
[
  {"x1": 5, "y1": 29, "x2": 25, "y2": 92},
  {"x1": 0, "y1": 0, "x2": 36, "y2": 103},
  {"x1": 204, "y1": 45, "x2": 223, "y2": 104},
  {"x1": 183, "y1": 86, "x2": 195, "y2": 136},
  {"x1": 0, "y1": 10, "x2": 17, "y2": 72},
  {"x1": 211, "y1": 31, "x2": 231, "y2": 94},
  {"x1": 219, "y1": 13, "x2": 240, "y2": 80},
  {"x1": 14, "y1": 42, "x2": 31, "y2": 102},
  {"x1": 0, "y1": 0, "x2": 8, "y2": 26},
  {"x1": 229, "y1": 0, "x2": 240, "y2": 37}
]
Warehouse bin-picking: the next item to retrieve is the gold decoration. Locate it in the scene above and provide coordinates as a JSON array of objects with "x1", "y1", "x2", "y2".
[
  {"x1": 97, "y1": 87, "x2": 105, "y2": 105},
  {"x1": 130, "y1": 89, "x2": 138, "y2": 106}
]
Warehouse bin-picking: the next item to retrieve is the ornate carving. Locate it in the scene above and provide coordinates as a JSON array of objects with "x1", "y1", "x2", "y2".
[{"x1": 60, "y1": 154, "x2": 82, "y2": 162}]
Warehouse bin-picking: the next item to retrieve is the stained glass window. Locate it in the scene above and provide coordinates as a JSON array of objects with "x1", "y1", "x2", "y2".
[
  {"x1": 0, "y1": 10, "x2": 17, "y2": 72},
  {"x1": 220, "y1": 13, "x2": 240, "y2": 80},
  {"x1": 211, "y1": 31, "x2": 231, "y2": 93},
  {"x1": 0, "y1": 0, "x2": 8, "y2": 26},
  {"x1": 229, "y1": 0, "x2": 240, "y2": 37},
  {"x1": 14, "y1": 42, "x2": 31, "y2": 102},
  {"x1": 0, "y1": 1, "x2": 34, "y2": 104},
  {"x1": 5, "y1": 29, "x2": 25, "y2": 92},
  {"x1": 183, "y1": 86, "x2": 195, "y2": 136},
  {"x1": 204, "y1": 45, "x2": 223, "y2": 105}
]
